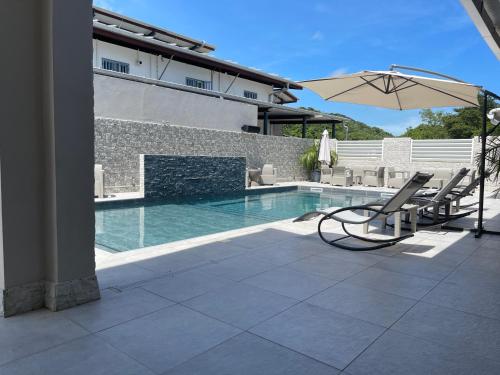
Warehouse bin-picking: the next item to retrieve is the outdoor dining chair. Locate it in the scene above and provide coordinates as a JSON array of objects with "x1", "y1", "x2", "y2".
[
  {"x1": 387, "y1": 167, "x2": 408, "y2": 188},
  {"x1": 260, "y1": 164, "x2": 277, "y2": 185},
  {"x1": 320, "y1": 166, "x2": 333, "y2": 184},
  {"x1": 331, "y1": 166, "x2": 353, "y2": 186},
  {"x1": 362, "y1": 166, "x2": 385, "y2": 187}
]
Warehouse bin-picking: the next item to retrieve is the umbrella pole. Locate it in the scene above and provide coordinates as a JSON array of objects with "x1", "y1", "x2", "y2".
[{"x1": 474, "y1": 90, "x2": 500, "y2": 238}]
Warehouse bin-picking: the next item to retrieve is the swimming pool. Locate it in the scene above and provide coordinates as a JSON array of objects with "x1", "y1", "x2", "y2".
[{"x1": 95, "y1": 188, "x2": 385, "y2": 252}]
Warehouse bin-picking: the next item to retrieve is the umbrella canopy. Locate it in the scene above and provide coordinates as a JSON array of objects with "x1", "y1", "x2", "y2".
[
  {"x1": 318, "y1": 129, "x2": 331, "y2": 165},
  {"x1": 300, "y1": 70, "x2": 481, "y2": 110}
]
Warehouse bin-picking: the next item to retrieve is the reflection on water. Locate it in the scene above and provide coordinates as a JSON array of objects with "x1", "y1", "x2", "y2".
[{"x1": 95, "y1": 191, "x2": 379, "y2": 252}]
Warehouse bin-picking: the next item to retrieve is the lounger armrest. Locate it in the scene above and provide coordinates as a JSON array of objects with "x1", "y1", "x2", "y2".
[{"x1": 324, "y1": 203, "x2": 399, "y2": 225}]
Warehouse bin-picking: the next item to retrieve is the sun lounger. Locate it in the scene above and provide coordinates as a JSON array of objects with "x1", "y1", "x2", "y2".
[
  {"x1": 407, "y1": 168, "x2": 471, "y2": 227},
  {"x1": 294, "y1": 172, "x2": 433, "y2": 251}
]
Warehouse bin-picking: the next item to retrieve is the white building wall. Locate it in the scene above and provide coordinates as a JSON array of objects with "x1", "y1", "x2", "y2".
[
  {"x1": 94, "y1": 72, "x2": 258, "y2": 132},
  {"x1": 93, "y1": 39, "x2": 275, "y2": 102}
]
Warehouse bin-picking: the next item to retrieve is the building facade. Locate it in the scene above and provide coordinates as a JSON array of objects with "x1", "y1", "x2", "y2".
[{"x1": 92, "y1": 6, "x2": 341, "y2": 134}]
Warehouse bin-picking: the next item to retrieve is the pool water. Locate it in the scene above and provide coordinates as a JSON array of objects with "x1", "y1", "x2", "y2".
[{"x1": 95, "y1": 189, "x2": 382, "y2": 252}]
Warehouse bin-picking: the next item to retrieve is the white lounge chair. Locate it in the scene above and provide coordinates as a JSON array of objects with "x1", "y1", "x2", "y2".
[
  {"x1": 260, "y1": 164, "x2": 277, "y2": 185},
  {"x1": 363, "y1": 166, "x2": 385, "y2": 187},
  {"x1": 320, "y1": 166, "x2": 333, "y2": 184},
  {"x1": 423, "y1": 168, "x2": 453, "y2": 189},
  {"x1": 387, "y1": 167, "x2": 408, "y2": 188},
  {"x1": 94, "y1": 164, "x2": 104, "y2": 198},
  {"x1": 331, "y1": 166, "x2": 353, "y2": 186}
]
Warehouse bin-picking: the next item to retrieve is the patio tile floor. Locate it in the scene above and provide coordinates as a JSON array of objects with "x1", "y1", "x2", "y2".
[
  {"x1": 183, "y1": 283, "x2": 298, "y2": 330},
  {"x1": 306, "y1": 281, "x2": 417, "y2": 327},
  {"x1": 250, "y1": 302, "x2": 386, "y2": 370},
  {"x1": 1, "y1": 194, "x2": 500, "y2": 374},
  {"x1": 165, "y1": 332, "x2": 339, "y2": 375}
]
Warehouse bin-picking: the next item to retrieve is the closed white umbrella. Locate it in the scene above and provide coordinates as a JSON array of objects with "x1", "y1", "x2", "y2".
[
  {"x1": 300, "y1": 69, "x2": 481, "y2": 110},
  {"x1": 318, "y1": 129, "x2": 331, "y2": 165}
]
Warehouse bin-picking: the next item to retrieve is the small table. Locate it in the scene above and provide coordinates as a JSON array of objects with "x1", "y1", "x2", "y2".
[{"x1": 402, "y1": 203, "x2": 419, "y2": 234}]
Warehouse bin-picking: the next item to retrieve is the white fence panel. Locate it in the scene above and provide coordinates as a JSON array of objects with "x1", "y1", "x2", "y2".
[
  {"x1": 336, "y1": 140, "x2": 383, "y2": 159},
  {"x1": 411, "y1": 139, "x2": 473, "y2": 162}
]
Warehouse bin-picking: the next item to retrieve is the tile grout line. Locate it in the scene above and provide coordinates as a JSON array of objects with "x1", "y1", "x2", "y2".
[{"x1": 341, "y1": 231, "x2": 488, "y2": 371}]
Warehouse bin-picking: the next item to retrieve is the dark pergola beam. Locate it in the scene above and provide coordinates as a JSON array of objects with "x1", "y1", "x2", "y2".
[
  {"x1": 267, "y1": 120, "x2": 335, "y2": 125},
  {"x1": 257, "y1": 114, "x2": 313, "y2": 120},
  {"x1": 302, "y1": 117, "x2": 307, "y2": 138},
  {"x1": 263, "y1": 110, "x2": 269, "y2": 135}
]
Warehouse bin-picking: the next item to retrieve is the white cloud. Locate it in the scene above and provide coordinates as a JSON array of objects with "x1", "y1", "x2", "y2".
[
  {"x1": 329, "y1": 68, "x2": 348, "y2": 77},
  {"x1": 311, "y1": 31, "x2": 324, "y2": 41}
]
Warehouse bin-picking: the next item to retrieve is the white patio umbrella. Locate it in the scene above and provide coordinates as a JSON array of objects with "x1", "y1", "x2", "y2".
[
  {"x1": 299, "y1": 65, "x2": 500, "y2": 238},
  {"x1": 299, "y1": 68, "x2": 481, "y2": 110},
  {"x1": 318, "y1": 129, "x2": 331, "y2": 165}
]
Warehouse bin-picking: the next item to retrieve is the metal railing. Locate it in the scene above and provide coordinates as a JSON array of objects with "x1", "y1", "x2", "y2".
[
  {"x1": 411, "y1": 139, "x2": 473, "y2": 163},
  {"x1": 336, "y1": 140, "x2": 383, "y2": 159}
]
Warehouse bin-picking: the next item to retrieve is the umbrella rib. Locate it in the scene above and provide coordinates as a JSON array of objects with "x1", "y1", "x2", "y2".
[
  {"x1": 389, "y1": 82, "x2": 419, "y2": 93},
  {"x1": 388, "y1": 77, "x2": 416, "y2": 92},
  {"x1": 385, "y1": 76, "x2": 392, "y2": 94},
  {"x1": 298, "y1": 72, "x2": 384, "y2": 84},
  {"x1": 359, "y1": 76, "x2": 388, "y2": 95},
  {"x1": 412, "y1": 81, "x2": 479, "y2": 107},
  {"x1": 391, "y1": 77, "x2": 403, "y2": 110},
  {"x1": 325, "y1": 75, "x2": 385, "y2": 100}
]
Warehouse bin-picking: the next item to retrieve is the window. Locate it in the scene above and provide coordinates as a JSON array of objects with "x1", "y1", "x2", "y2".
[
  {"x1": 101, "y1": 58, "x2": 129, "y2": 74},
  {"x1": 186, "y1": 77, "x2": 212, "y2": 90},
  {"x1": 244, "y1": 90, "x2": 258, "y2": 100}
]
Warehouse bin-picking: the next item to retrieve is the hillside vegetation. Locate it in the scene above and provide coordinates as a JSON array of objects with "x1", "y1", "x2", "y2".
[
  {"x1": 283, "y1": 96, "x2": 498, "y2": 141},
  {"x1": 282, "y1": 108, "x2": 393, "y2": 140}
]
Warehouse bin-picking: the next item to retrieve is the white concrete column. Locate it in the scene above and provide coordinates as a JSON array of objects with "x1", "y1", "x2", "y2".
[{"x1": 0, "y1": 0, "x2": 99, "y2": 317}]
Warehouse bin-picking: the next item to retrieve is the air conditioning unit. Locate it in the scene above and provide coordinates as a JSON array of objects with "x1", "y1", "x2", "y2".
[
  {"x1": 94, "y1": 164, "x2": 104, "y2": 198},
  {"x1": 241, "y1": 125, "x2": 261, "y2": 134}
]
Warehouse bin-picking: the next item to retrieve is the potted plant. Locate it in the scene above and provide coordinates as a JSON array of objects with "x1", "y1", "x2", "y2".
[{"x1": 299, "y1": 140, "x2": 338, "y2": 182}]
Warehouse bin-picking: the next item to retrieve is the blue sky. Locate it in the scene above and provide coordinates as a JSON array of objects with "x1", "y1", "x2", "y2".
[{"x1": 94, "y1": 0, "x2": 500, "y2": 135}]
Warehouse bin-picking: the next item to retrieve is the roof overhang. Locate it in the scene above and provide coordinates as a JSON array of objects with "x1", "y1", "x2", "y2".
[
  {"x1": 460, "y1": 0, "x2": 500, "y2": 60},
  {"x1": 93, "y1": 6, "x2": 215, "y2": 53},
  {"x1": 258, "y1": 106, "x2": 343, "y2": 124},
  {"x1": 93, "y1": 7, "x2": 302, "y2": 90},
  {"x1": 273, "y1": 90, "x2": 299, "y2": 104}
]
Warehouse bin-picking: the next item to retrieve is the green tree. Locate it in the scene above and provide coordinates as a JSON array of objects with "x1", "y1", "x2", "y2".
[
  {"x1": 403, "y1": 124, "x2": 448, "y2": 139},
  {"x1": 401, "y1": 95, "x2": 499, "y2": 139},
  {"x1": 420, "y1": 109, "x2": 447, "y2": 127}
]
